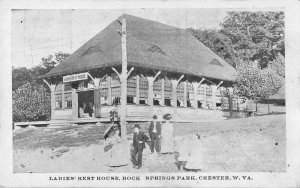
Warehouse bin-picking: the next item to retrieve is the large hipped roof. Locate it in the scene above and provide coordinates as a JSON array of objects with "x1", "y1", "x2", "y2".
[{"x1": 42, "y1": 14, "x2": 236, "y2": 81}]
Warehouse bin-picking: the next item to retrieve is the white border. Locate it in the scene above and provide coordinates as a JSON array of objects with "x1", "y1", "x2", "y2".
[{"x1": 1, "y1": 0, "x2": 300, "y2": 187}]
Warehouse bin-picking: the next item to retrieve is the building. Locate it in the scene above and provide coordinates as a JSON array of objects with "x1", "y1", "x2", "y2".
[{"x1": 41, "y1": 14, "x2": 240, "y2": 122}]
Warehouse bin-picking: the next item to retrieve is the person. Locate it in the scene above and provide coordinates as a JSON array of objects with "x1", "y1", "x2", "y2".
[
  {"x1": 79, "y1": 102, "x2": 89, "y2": 118},
  {"x1": 160, "y1": 114, "x2": 174, "y2": 154},
  {"x1": 131, "y1": 124, "x2": 148, "y2": 169},
  {"x1": 149, "y1": 115, "x2": 161, "y2": 154},
  {"x1": 104, "y1": 127, "x2": 128, "y2": 167},
  {"x1": 88, "y1": 102, "x2": 94, "y2": 117},
  {"x1": 175, "y1": 137, "x2": 189, "y2": 171},
  {"x1": 185, "y1": 134, "x2": 204, "y2": 172}
]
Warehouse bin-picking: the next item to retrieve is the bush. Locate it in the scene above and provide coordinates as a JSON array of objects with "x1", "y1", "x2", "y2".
[{"x1": 12, "y1": 83, "x2": 51, "y2": 122}]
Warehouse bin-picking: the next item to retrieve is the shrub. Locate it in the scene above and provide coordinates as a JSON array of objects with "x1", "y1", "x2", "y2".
[{"x1": 12, "y1": 83, "x2": 51, "y2": 122}]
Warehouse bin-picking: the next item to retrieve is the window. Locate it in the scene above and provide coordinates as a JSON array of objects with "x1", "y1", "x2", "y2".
[
  {"x1": 206, "y1": 85, "x2": 212, "y2": 100},
  {"x1": 55, "y1": 94, "x2": 62, "y2": 109},
  {"x1": 64, "y1": 93, "x2": 72, "y2": 108},
  {"x1": 198, "y1": 85, "x2": 204, "y2": 99},
  {"x1": 139, "y1": 77, "x2": 148, "y2": 98},
  {"x1": 55, "y1": 83, "x2": 63, "y2": 93},
  {"x1": 64, "y1": 83, "x2": 72, "y2": 91},
  {"x1": 164, "y1": 80, "x2": 172, "y2": 99}
]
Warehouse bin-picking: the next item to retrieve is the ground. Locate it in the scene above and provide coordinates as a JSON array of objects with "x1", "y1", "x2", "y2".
[{"x1": 13, "y1": 112, "x2": 286, "y2": 173}]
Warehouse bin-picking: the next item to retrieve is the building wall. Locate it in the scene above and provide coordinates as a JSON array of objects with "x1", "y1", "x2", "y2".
[{"x1": 50, "y1": 74, "x2": 240, "y2": 120}]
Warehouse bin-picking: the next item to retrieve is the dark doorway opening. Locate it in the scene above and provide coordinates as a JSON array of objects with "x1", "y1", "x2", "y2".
[{"x1": 78, "y1": 90, "x2": 94, "y2": 118}]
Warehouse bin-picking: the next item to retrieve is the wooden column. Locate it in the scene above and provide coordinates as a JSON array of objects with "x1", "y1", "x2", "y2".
[
  {"x1": 71, "y1": 88, "x2": 78, "y2": 119},
  {"x1": 107, "y1": 76, "x2": 112, "y2": 105},
  {"x1": 191, "y1": 78, "x2": 205, "y2": 109},
  {"x1": 170, "y1": 75, "x2": 184, "y2": 107},
  {"x1": 144, "y1": 71, "x2": 161, "y2": 106},
  {"x1": 93, "y1": 78, "x2": 101, "y2": 118},
  {"x1": 183, "y1": 82, "x2": 187, "y2": 107},
  {"x1": 211, "y1": 85, "x2": 218, "y2": 110},
  {"x1": 161, "y1": 78, "x2": 165, "y2": 106},
  {"x1": 135, "y1": 75, "x2": 140, "y2": 104},
  {"x1": 147, "y1": 79, "x2": 154, "y2": 106},
  {"x1": 203, "y1": 83, "x2": 207, "y2": 109},
  {"x1": 50, "y1": 85, "x2": 56, "y2": 119},
  {"x1": 61, "y1": 83, "x2": 65, "y2": 108}
]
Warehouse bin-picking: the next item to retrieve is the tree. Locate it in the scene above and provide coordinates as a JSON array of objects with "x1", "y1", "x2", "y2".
[
  {"x1": 235, "y1": 61, "x2": 283, "y2": 115},
  {"x1": 12, "y1": 52, "x2": 70, "y2": 122},
  {"x1": 12, "y1": 52, "x2": 70, "y2": 90},
  {"x1": 221, "y1": 11, "x2": 284, "y2": 68},
  {"x1": 188, "y1": 28, "x2": 238, "y2": 67},
  {"x1": 258, "y1": 66, "x2": 283, "y2": 113},
  {"x1": 12, "y1": 67, "x2": 33, "y2": 91},
  {"x1": 12, "y1": 83, "x2": 51, "y2": 122},
  {"x1": 268, "y1": 53, "x2": 285, "y2": 78}
]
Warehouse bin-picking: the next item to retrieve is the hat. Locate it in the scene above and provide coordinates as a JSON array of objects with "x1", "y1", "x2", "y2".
[
  {"x1": 104, "y1": 125, "x2": 118, "y2": 140},
  {"x1": 152, "y1": 115, "x2": 158, "y2": 119},
  {"x1": 163, "y1": 114, "x2": 172, "y2": 120},
  {"x1": 134, "y1": 124, "x2": 140, "y2": 129}
]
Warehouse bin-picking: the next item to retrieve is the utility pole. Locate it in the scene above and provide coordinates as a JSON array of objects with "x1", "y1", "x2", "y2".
[
  {"x1": 112, "y1": 18, "x2": 134, "y2": 140},
  {"x1": 120, "y1": 18, "x2": 128, "y2": 139}
]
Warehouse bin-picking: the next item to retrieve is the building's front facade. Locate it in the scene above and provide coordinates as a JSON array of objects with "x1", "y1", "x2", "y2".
[{"x1": 41, "y1": 14, "x2": 243, "y2": 122}]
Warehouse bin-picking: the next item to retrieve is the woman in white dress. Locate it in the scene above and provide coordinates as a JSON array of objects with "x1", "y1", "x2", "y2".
[
  {"x1": 104, "y1": 127, "x2": 129, "y2": 167},
  {"x1": 185, "y1": 134, "x2": 205, "y2": 172},
  {"x1": 175, "y1": 137, "x2": 189, "y2": 171},
  {"x1": 160, "y1": 114, "x2": 175, "y2": 154}
]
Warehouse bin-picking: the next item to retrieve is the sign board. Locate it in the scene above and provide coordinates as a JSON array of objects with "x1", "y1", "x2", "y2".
[{"x1": 63, "y1": 72, "x2": 88, "y2": 83}]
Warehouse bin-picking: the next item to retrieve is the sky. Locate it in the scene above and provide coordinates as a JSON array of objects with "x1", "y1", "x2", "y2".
[{"x1": 12, "y1": 9, "x2": 231, "y2": 68}]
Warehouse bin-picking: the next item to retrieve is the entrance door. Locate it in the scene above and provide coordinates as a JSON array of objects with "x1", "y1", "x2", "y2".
[{"x1": 77, "y1": 90, "x2": 95, "y2": 118}]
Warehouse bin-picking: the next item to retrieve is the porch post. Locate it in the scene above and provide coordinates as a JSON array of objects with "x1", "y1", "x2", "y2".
[
  {"x1": 61, "y1": 84, "x2": 65, "y2": 108},
  {"x1": 183, "y1": 82, "x2": 187, "y2": 107},
  {"x1": 161, "y1": 78, "x2": 165, "y2": 106},
  {"x1": 147, "y1": 79, "x2": 154, "y2": 106},
  {"x1": 170, "y1": 75, "x2": 184, "y2": 107},
  {"x1": 191, "y1": 82, "x2": 199, "y2": 109},
  {"x1": 135, "y1": 75, "x2": 140, "y2": 104},
  {"x1": 72, "y1": 88, "x2": 78, "y2": 119},
  {"x1": 107, "y1": 76, "x2": 112, "y2": 105},
  {"x1": 144, "y1": 71, "x2": 161, "y2": 106},
  {"x1": 211, "y1": 85, "x2": 218, "y2": 110},
  {"x1": 93, "y1": 78, "x2": 101, "y2": 88},
  {"x1": 191, "y1": 78, "x2": 205, "y2": 109},
  {"x1": 93, "y1": 78, "x2": 101, "y2": 118},
  {"x1": 50, "y1": 85, "x2": 56, "y2": 119},
  {"x1": 203, "y1": 83, "x2": 207, "y2": 109}
]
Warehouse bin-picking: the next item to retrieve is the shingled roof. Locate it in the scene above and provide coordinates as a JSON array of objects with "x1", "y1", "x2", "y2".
[{"x1": 42, "y1": 14, "x2": 236, "y2": 81}]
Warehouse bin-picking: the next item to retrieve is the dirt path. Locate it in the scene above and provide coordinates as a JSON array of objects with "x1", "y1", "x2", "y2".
[{"x1": 13, "y1": 114, "x2": 286, "y2": 173}]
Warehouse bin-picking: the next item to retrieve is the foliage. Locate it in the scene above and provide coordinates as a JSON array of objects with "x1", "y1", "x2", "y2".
[
  {"x1": 221, "y1": 11, "x2": 284, "y2": 68},
  {"x1": 189, "y1": 11, "x2": 284, "y2": 69},
  {"x1": 268, "y1": 53, "x2": 285, "y2": 78},
  {"x1": 12, "y1": 52, "x2": 70, "y2": 122},
  {"x1": 235, "y1": 61, "x2": 283, "y2": 100},
  {"x1": 188, "y1": 28, "x2": 238, "y2": 67},
  {"x1": 258, "y1": 66, "x2": 283, "y2": 99},
  {"x1": 12, "y1": 52, "x2": 70, "y2": 91},
  {"x1": 12, "y1": 83, "x2": 51, "y2": 122},
  {"x1": 12, "y1": 67, "x2": 33, "y2": 91}
]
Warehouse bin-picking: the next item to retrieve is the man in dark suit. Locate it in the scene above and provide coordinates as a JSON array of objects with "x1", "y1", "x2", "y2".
[
  {"x1": 149, "y1": 115, "x2": 161, "y2": 154},
  {"x1": 132, "y1": 124, "x2": 148, "y2": 169}
]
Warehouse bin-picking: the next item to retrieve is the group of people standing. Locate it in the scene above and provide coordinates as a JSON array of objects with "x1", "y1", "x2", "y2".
[
  {"x1": 103, "y1": 113, "x2": 203, "y2": 171},
  {"x1": 131, "y1": 114, "x2": 175, "y2": 169}
]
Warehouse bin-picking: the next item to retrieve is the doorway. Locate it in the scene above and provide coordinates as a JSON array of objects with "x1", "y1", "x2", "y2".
[{"x1": 78, "y1": 90, "x2": 94, "y2": 118}]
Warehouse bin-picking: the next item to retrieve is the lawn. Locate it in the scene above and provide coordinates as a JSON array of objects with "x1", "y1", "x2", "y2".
[{"x1": 13, "y1": 114, "x2": 286, "y2": 173}]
